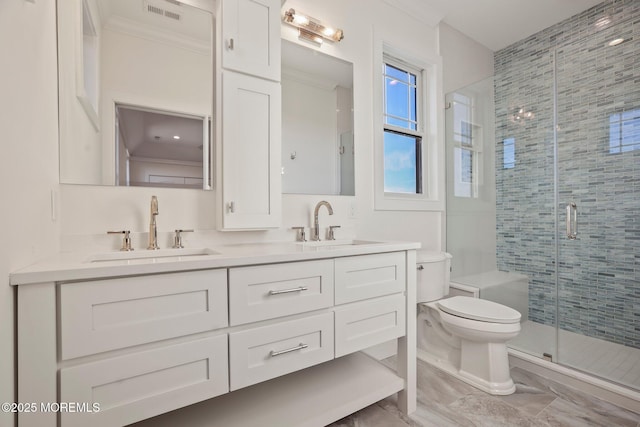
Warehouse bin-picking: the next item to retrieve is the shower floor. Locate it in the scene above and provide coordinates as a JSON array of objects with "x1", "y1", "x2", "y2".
[{"x1": 509, "y1": 320, "x2": 640, "y2": 391}]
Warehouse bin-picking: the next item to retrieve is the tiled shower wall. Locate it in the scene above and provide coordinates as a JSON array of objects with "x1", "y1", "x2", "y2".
[{"x1": 495, "y1": 0, "x2": 640, "y2": 349}]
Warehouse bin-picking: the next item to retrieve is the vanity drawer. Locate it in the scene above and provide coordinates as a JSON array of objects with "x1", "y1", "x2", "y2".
[
  {"x1": 334, "y1": 252, "x2": 406, "y2": 304},
  {"x1": 60, "y1": 335, "x2": 229, "y2": 427},
  {"x1": 228, "y1": 260, "x2": 334, "y2": 325},
  {"x1": 334, "y1": 294, "x2": 406, "y2": 357},
  {"x1": 229, "y1": 312, "x2": 334, "y2": 390},
  {"x1": 60, "y1": 269, "x2": 228, "y2": 359}
]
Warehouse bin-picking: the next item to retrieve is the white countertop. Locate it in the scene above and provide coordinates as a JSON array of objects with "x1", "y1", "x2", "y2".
[{"x1": 10, "y1": 240, "x2": 420, "y2": 285}]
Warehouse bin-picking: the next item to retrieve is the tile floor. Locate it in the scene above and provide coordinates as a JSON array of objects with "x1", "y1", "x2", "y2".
[
  {"x1": 329, "y1": 357, "x2": 640, "y2": 427},
  {"x1": 510, "y1": 321, "x2": 640, "y2": 391}
]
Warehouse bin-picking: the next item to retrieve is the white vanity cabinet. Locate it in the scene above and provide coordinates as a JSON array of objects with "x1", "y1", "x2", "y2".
[
  {"x1": 217, "y1": 71, "x2": 281, "y2": 230},
  {"x1": 220, "y1": 0, "x2": 281, "y2": 81},
  {"x1": 14, "y1": 247, "x2": 417, "y2": 427},
  {"x1": 216, "y1": 0, "x2": 282, "y2": 230}
]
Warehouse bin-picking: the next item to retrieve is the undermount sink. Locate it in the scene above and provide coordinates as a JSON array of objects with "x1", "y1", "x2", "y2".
[
  {"x1": 298, "y1": 239, "x2": 382, "y2": 249},
  {"x1": 86, "y1": 248, "x2": 220, "y2": 263}
]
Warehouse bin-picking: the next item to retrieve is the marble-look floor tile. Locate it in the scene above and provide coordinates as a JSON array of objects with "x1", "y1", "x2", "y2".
[
  {"x1": 537, "y1": 397, "x2": 638, "y2": 427},
  {"x1": 328, "y1": 402, "x2": 410, "y2": 427},
  {"x1": 499, "y1": 381, "x2": 557, "y2": 417},
  {"x1": 448, "y1": 394, "x2": 551, "y2": 427},
  {"x1": 378, "y1": 394, "x2": 476, "y2": 427},
  {"x1": 510, "y1": 368, "x2": 640, "y2": 425},
  {"x1": 330, "y1": 358, "x2": 639, "y2": 427},
  {"x1": 414, "y1": 358, "x2": 485, "y2": 407}
]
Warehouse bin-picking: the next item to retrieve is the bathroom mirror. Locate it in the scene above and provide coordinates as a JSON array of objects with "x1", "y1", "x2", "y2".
[
  {"x1": 281, "y1": 40, "x2": 354, "y2": 195},
  {"x1": 57, "y1": 0, "x2": 214, "y2": 189}
]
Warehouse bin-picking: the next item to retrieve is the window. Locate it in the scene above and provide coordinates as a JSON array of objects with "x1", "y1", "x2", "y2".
[
  {"x1": 450, "y1": 93, "x2": 484, "y2": 198},
  {"x1": 609, "y1": 109, "x2": 640, "y2": 154},
  {"x1": 503, "y1": 138, "x2": 515, "y2": 169},
  {"x1": 383, "y1": 56, "x2": 423, "y2": 194},
  {"x1": 374, "y1": 41, "x2": 443, "y2": 212}
]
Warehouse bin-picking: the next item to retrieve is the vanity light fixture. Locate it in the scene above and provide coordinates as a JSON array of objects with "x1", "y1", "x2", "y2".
[{"x1": 283, "y1": 8, "x2": 344, "y2": 46}]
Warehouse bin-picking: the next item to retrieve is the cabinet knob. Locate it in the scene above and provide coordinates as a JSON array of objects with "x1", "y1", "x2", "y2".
[{"x1": 227, "y1": 38, "x2": 234, "y2": 50}]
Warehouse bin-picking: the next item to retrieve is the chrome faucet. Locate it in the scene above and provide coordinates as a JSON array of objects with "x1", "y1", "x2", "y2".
[
  {"x1": 312, "y1": 201, "x2": 333, "y2": 241},
  {"x1": 147, "y1": 195, "x2": 160, "y2": 250}
]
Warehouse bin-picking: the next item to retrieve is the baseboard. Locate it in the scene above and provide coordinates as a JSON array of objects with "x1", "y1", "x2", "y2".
[{"x1": 508, "y1": 349, "x2": 640, "y2": 414}]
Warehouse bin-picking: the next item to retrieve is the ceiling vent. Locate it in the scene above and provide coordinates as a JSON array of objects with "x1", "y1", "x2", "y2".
[{"x1": 144, "y1": 0, "x2": 181, "y2": 21}]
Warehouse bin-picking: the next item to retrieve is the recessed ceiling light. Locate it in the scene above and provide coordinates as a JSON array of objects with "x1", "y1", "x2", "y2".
[
  {"x1": 173, "y1": 135, "x2": 181, "y2": 140},
  {"x1": 608, "y1": 38, "x2": 625, "y2": 46}
]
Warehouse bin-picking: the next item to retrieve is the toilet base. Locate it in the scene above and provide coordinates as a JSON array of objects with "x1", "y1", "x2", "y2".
[{"x1": 417, "y1": 347, "x2": 516, "y2": 395}]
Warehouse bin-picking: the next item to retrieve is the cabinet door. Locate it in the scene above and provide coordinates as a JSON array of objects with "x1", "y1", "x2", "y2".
[
  {"x1": 221, "y1": 0, "x2": 281, "y2": 81},
  {"x1": 219, "y1": 70, "x2": 281, "y2": 229}
]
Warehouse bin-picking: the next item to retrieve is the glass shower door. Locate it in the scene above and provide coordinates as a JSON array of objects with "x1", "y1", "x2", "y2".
[
  {"x1": 555, "y1": 13, "x2": 640, "y2": 391},
  {"x1": 446, "y1": 72, "x2": 560, "y2": 363}
]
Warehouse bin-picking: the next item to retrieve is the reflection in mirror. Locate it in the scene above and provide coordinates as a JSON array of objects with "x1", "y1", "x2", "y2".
[
  {"x1": 281, "y1": 40, "x2": 354, "y2": 195},
  {"x1": 115, "y1": 105, "x2": 208, "y2": 188},
  {"x1": 78, "y1": 0, "x2": 100, "y2": 129},
  {"x1": 58, "y1": 0, "x2": 213, "y2": 189}
]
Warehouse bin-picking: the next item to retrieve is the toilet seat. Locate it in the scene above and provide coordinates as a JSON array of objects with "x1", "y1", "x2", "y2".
[{"x1": 437, "y1": 296, "x2": 521, "y2": 324}]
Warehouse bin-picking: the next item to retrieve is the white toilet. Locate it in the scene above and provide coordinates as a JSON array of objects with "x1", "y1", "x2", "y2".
[{"x1": 416, "y1": 251, "x2": 521, "y2": 395}]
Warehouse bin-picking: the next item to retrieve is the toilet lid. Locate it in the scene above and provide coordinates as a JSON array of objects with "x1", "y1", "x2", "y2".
[{"x1": 437, "y1": 296, "x2": 521, "y2": 324}]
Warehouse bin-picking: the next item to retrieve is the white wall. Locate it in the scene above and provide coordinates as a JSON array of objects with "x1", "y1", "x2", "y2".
[
  {"x1": 281, "y1": 77, "x2": 338, "y2": 194},
  {"x1": 439, "y1": 23, "x2": 494, "y2": 94},
  {"x1": 129, "y1": 158, "x2": 203, "y2": 187},
  {"x1": 0, "y1": 1, "x2": 60, "y2": 426}
]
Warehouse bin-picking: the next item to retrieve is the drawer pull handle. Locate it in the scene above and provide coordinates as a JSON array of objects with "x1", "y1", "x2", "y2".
[
  {"x1": 268, "y1": 286, "x2": 308, "y2": 296},
  {"x1": 270, "y1": 343, "x2": 308, "y2": 357}
]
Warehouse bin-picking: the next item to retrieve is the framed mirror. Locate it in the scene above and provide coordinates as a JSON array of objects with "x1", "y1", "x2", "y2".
[
  {"x1": 57, "y1": 0, "x2": 214, "y2": 189},
  {"x1": 281, "y1": 40, "x2": 354, "y2": 196}
]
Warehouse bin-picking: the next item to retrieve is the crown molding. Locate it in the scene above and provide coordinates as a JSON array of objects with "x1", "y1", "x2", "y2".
[{"x1": 104, "y1": 15, "x2": 210, "y2": 56}]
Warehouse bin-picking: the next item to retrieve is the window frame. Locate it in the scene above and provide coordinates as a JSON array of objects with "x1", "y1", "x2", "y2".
[
  {"x1": 373, "y1": 41, "x2": 444, "y2": 211},
  {"x1": 383, "y1": 55, "x2": 424, "y2": 195}
]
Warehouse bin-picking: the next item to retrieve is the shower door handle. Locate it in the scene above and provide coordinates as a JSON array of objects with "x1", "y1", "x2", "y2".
[{"x1": 566, "y1": 202, "x2": 577, "y2": 240}]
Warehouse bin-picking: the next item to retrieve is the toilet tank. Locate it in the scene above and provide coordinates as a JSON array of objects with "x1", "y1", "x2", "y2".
[{"x1": 416, "y1": 251, "x2": 452, "y2": 303}]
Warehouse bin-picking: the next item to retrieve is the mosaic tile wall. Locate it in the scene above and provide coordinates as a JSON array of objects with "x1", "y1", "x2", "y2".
[{"x1": 494, "y1": 0, "x2": 640, "y2": 349}]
